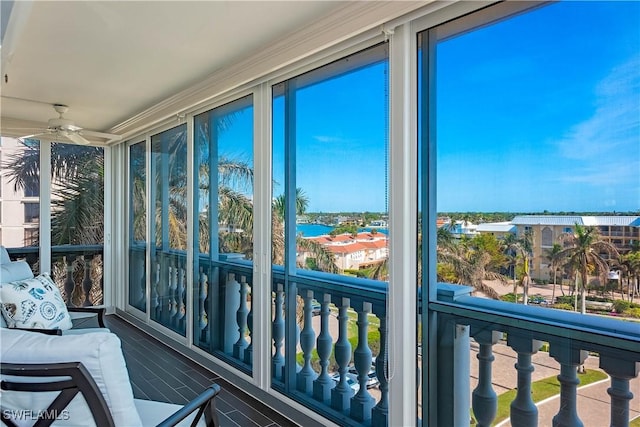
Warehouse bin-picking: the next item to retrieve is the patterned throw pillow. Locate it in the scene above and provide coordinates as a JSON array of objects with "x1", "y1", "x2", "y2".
[{"x1": 0, "y1": 273, "x2": 72, "y2": 330}]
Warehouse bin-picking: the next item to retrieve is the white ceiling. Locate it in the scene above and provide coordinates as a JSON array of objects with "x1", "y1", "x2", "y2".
[{"x1": 0, "y1": 1, "x2": 350, "y2": 142}]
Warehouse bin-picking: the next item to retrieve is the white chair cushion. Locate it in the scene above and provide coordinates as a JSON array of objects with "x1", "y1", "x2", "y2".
[
  {"x1": 134, "y1": 399, "x2": 207, "y2": 427},
  {"x1": 0, "y1": 246, "x2": 11, "y2": 264},
  {"x1": 0, "y1": 260, "x2": 35, "y2": 284},
  {"x1": 0, "y1": 328, "x2": 143, "y2": 427},
  {"x1": 1, "y1": 261, "x2": 36, "y2": 329},
  {"x1": 0, "y1": 273, "x2": 72, "y2": 330}
]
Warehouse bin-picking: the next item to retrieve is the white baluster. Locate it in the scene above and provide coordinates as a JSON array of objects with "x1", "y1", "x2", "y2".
[
  {"x1": 272, "y1": 283, "x2": 285, "y2": 380},
  {"x1": 508, "y1": 336, "x2": 542, "y2": 427},
  {"x1": 372, "y1": 308, "x2": 388, "y2": 427},
  {"x1": 550, "y1": 343, "x2": 588, "y2": 427},
  {"x1": 471, "y1": 329, "x2": 502, "y2": 427},
  {"x1": 351, "y1": 301, "x2": 374, "y2": 423},
  {"x1": 600, "y1": 355, "x2": 639, "y2": 427},
  {"x1": 224, "y1": 273, "x2": 240, "y2": 354},
  {"x1": 331, "y1": 297, "x2": 352, "y2": 413},
  {"x1": 169, "y1": 260, "x2": 178, "y2": 322},
  {"x1": 152, "y1": 257, "x2": 160, "y2": 310},
  {"x1": 198, "y1": 268, "x2": 208, "y2": 341},
  {"x1": 313, "y1": 294, "x2": 334, "y2": 404},
  {"x1": 297, "y1": 289, "x2": 316, "y2": 394},
  {"x1": 233, "y1": 275, "x2": 249, "y2": 360},
  {"x1": 244, "y1": 279, "x2": 253, "y2": 365}
]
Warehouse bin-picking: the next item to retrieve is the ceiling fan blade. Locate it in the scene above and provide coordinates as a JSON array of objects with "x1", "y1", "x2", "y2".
[
  {"x1": 80, "y1": 129, "x2": 122, "y2": 142},
  {"x1": 62, "y1": 131, "x2": 92, "y2": 145},
  {"x1": 18, "y1": 131, "x2": 50, "y2": 140}
]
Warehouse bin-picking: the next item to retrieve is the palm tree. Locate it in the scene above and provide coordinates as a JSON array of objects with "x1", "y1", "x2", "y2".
[
  {"x1": 436, "y1": 232, "x2": 509, "y2": 299},
  {"x1": 621, "y1": 251, "x2": 640, "y2": 303},
  {"x1": 501, "y1": 233, "x2": 519, "y2": 296},
  {"x1": 5, "y1": 141, "x2": 106, "y2": 245},
  {"x1": 546, "y1": 243, "x2": 564, "y2": 304},
  {"x1": 557, "y1": 224, "x2": 620, "y2": 314},
  {"x1": 273, "y1": 187, "x2": 309, "y2": 222},
  {"x1": 503, "y1": 230, "x2": 533, "y2": 304}
]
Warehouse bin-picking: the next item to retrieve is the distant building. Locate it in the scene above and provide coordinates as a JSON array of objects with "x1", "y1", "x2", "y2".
[
  {"x1": 0, "y1": 137, "x2": 40, "y2": 248},
  {"x1": 442, "y1": 220, "x2": 478, "y2": 239},
  {"x1": 475, "y1": 222, "x2": 516, "y2": 240},
  {"x1": 296, "y1": 215, "x2": 310, "y2": 224},
  {"x1": 298, "y1": 231, "x2": 388, "y2": 271},
  {"x1": 479, "y1": 215, "x2": 640, "y2": 281}
]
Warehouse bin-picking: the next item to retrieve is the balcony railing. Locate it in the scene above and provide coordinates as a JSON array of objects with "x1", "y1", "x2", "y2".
[
  {"x1": 6, "y1": 245, "x2": 104, "y2": 307},
  {"x1": 127, "y1": 250, "x2": 639, "y2": 426},
  {"x1": 134, "y1": 250, "x2": 388, "y2": 426},
  {"x1": 433, "y1": 284, "x2": 640, "y2": 427}
]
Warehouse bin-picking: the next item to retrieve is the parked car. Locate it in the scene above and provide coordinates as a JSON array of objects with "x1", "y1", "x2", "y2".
[
  {"x1": 330, "y1": 372, "x2": 360, "y2": 394},
  {"x1": 347, "y1": 365, "x2": 380, "y2": 389},
  {"x1": 528, "y1": 295, "x2": 549, "y2": 305},
  {"x1": 310, "y1": 300, "x2": 321, "y2": 316}
]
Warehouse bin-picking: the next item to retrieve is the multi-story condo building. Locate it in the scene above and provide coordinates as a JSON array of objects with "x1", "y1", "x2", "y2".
[
  {"x1": 299, "y1": 231, "x2": 388, "y2": 271},
  {"x1": 509, "y1": 215, "x2": 640, "y2": 281},
  {"x1": 0, "y1": 137, "x2": 39, "y2": 248}
]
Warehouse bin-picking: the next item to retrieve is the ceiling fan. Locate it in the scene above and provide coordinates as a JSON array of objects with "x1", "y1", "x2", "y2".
[{"x1": 18, "y1": 104, "x2": 122, "y2": 145}]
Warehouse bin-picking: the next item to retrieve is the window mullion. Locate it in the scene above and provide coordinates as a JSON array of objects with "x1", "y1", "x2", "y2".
[
  {"x1": 39, "y1": 140, "x2": 51, "y2": 274},
  {"x1": 388, "y1": 21, "x2": 418, "y2": 427},
  {"x1": 253, "y1": 83, "x2": 273, "y2": 390}
]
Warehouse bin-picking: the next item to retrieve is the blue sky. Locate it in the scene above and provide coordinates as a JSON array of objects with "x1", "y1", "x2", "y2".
[
  {"x1": 222, "y1": 2, "x2": 639, "y2": 214},
  {"x1": 272, "y1": 58, "x2": 388, "y2": 213},
  {"x1": 436, "y1": 1, "x2": 639, "y2": 212}
]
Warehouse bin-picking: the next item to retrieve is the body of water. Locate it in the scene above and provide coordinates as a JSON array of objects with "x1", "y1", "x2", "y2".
[{"x1": 296, "y1": 224, "x2": 388, "y2": 237}]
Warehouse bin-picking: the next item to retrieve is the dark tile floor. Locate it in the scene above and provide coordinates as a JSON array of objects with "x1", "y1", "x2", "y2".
[{"x1": 104, "y1": 315, "x2": 299, "y2": 427}]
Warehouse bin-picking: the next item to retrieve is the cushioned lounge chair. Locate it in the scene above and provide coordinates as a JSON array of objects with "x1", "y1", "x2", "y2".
[{"x1": 0, "y1": 328, "x2": 221, "y2": 426}]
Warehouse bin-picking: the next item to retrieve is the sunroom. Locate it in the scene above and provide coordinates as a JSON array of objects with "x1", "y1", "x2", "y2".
[{"x1": 1, "y1": 1, "x2": 639, "y2": 426}]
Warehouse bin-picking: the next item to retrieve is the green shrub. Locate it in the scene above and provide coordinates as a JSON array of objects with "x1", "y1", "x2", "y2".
[
  {"x1": 625, "y1": 307, "x2": 640, "y2": 318},
  {"x1": 554, "y1": 296, "x2": 573, "y2": 305},
  {"x1": 553, "y1": 303, "x2": 574, "y2": 311},
  {"x1": 500, "y1": 293, "x2": 517, "y2": 303},
  {"x1": 613, "y1": 300, "x2": 631, "y2": 314}
]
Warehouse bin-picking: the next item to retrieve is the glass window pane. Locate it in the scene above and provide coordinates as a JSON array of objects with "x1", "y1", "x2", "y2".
[
  {"x1": 194, "y1": 95, "x2": 254, "y2": 258},
  {"x1": 419, "y1": 2, "x2": 639, "y2": 424},
  {"x1": 271, "y1": 43, "x2": 389, "y2": 422},
  {"x1": 150, "y1": 125, "x2": 187, "y2": 335},
  {"x1": 192, "y1": 95, "x2": 255, "y2": 365},
  {"x1": 428, "y1": 1, "x2": 639, "y2": 300},
  {"x1": 50, "y1": 142, "x2": 105, "y2": 307},
  {"x1": 129, "y1": 141, "x2": 147, "y2": 313},
  {"x1": 24, "y1": 202, "x2": 39, "y2": 223},
  {"x1": 273, "y1": 43, "x2": 390, "y2": 276}
]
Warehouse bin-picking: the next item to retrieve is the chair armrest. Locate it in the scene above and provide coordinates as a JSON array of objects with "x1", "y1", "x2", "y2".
[
  {"x1": 68, "y1": 307, "x2": 106, "y2": 328},
  {"x1": 156, "y1": 384, "x2": 221, "y2": 427},
  {"x1": 12, "y1": 327, "x2": 62, "y2": 335}
]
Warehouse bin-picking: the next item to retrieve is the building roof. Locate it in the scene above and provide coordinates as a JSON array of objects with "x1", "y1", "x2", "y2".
[
  {"x1": 511, "y1": 215, "x2": 640, "y2": 227},
  {"x1": 476, "y1": 222, "x2": 516, "y2": 233}
]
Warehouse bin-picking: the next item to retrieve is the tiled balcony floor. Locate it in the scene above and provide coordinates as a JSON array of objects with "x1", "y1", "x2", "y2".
[{"x1": 104, "y1": 315, "x2": 299, "y2": 427}]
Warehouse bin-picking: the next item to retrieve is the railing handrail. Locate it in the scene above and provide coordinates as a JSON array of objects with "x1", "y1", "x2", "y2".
[
  {"x1": 6, "y1": 245, "x2": 104, "y2": 257},
  {"x1": 433, "y1": 283, "x2": 640, "y2": 357},
  {"x1": 272, "y1": 264, "x2": 388, "y2": 304}
]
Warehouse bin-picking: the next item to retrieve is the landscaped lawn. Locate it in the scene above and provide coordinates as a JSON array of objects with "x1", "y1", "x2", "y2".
[{"x1": 483, "y1": 369, "x2": 608, "y2": 426}]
